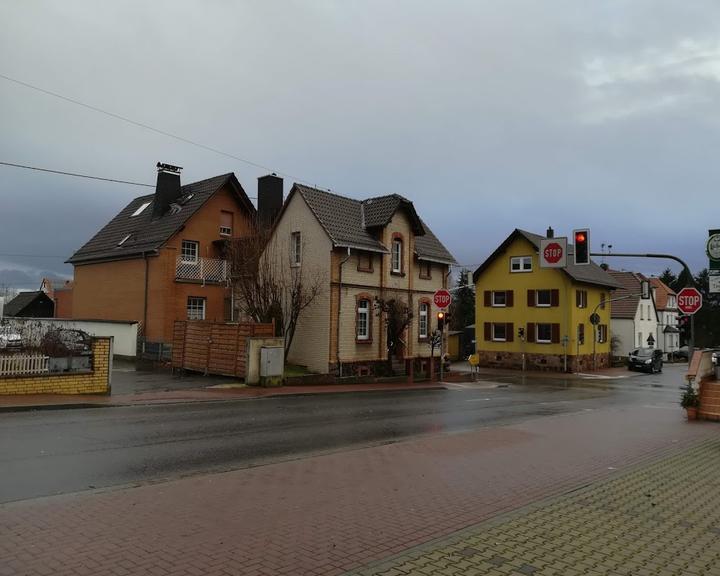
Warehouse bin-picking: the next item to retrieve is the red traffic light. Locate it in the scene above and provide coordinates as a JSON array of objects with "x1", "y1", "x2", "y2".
[
  {"x1": 575, "y1": 232, "x2": 586, "y2": 243},
  {"x1": 437, "y1": 312, "x2": 445, "y2": 319}
]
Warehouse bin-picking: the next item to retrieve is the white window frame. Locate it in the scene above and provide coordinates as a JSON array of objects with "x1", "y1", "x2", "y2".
[
  {"x1": 131, "y1": 201, "x2": 151, "y2": 217},
  {"x1": 536, "y1": 323, "x2": 552, "y2": 343},
  {"x1": 391, "y1": 239, "x2": 402, "y2": 273},
  {"x1": 492, "y1": 291, "x2": 507, "y2": 307},
  {"x1": 577, "y1": 290, "x2": 587, "y2": 308},
  {"x1": 187, "y1": 297, "x2": 206, "y2": 320},
  {"x1": 597, "y1": 324, "x2": 608, "y2": 343},
  {"x1": 291, "y1": 232, "x2": 302, "y2": 267},
  {"x1": 357, "y1": 299, "x2": 370, "y2": 340},
  {"x1": 220, "y1": 226, "x2": 232, "y2": 236},
  {"x1": 510, "y1": 256, "x2": 532, "y2": 273},
  {"x1": 492, "y1": 323, "x2": 506, "y2": 342},
  {"x1": 181, "y1": 240, "x2": 199, "y2": 263},
  {"x1": 536, "y1": 289, "x2": 551, "y2": 307},
  {"x1": 419, "y1": 302, "x2": 429, "y2": 339}
]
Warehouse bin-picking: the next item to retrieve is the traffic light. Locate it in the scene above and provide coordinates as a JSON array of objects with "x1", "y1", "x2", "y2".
[
  {"x1": 437, "y1": 311, "x2": 445, "y2": 332},
  {"x1": 573, "y1": 228, "x2": 590, "y2": 265}
]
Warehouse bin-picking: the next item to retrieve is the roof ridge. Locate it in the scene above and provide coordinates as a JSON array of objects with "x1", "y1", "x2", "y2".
[{"x1": 294, "y1": 183, "x2": 362, "y2": 205}]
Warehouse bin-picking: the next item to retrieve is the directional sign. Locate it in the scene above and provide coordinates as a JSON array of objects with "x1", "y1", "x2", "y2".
[
  {"x1": 539, "y1": 237, "x2": 567, "y2": 268},
  {"x1": 433, "y1": 289, "x2": 452, "y2": 309},
  {"x1": 677, "y1": 287, "x2": 702, "y2": 315}
]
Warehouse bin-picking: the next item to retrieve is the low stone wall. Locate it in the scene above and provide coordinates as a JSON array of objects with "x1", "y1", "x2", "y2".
[
  {"x1": 0, "y1": 337, "x2": 112, "y2": 395},
  {"x1": 476, "y1": 350, "x2": 611, "y2": 372}
]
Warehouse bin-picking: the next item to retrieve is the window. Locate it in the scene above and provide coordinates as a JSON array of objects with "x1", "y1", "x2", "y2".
[
  {"x1": 391, "y1": 239, "x2": 403, "y2": 273},
  {"x1": 492, "y1": 291, "x2": 507, "y2": 307},
  {"x1": 419, "y1": 261, "x2": 432, "y2": 279},
  {"x1": 597, "y1": 324, "x2": 608, "y2": 343},
  {"x1": 356, "y1": 299, "x2": 370, "y2": 341},
  {"x1": 640, "y1": 307, "x2": 644, "y2": 320},
  {"x1": 537, "y1": 323, "x2": 552, "y2": 343},
  {"x1": 492, "y1": 323, "x2": 507, "y2": 341},
  {"x1": 291, "y1": 232, "x2": 301, "y2": 266},
  {"x1": 576, "y1": 290, "x2": 587, "y2": 308},
  {"x1": 536, "y1": 289, "x2": 552, "y2": 307},
  {"x1": 220, "y1": 211, "x2": 233, "y2": 236},
  {"x1": 638, "y1": 332, "x2": 642, "y2": 346},
  {"x1": 181, "y1": 240, "x2": 199, "y2": 263},
  {"x1": 187, "y1": 297, "x2": 206, "y2": 320},
  {"x1": 357, "y1": 252, "x2": 373, "y2": 272},
  {"x1": 131, "y1": 201, "x2": 151, "y2": 217},
  {"x1": 510, "y1": 256, "x2": 532, "y2": 272},
  {"x1": 419, "y1": 302, "x2": 429, "y2": 339}
]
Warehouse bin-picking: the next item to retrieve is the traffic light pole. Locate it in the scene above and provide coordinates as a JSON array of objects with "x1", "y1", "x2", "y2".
[{"x1": 591, "y1": 252, "x2": 697, "y2": 360}]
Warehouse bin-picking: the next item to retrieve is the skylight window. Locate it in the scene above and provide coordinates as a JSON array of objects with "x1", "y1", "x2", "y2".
[
  {"x1": 118, "y1": 234, "x2": 132, "y2": 246},
  {"x1": 131, "y1": 201, "x2": 151, "y2": 217}
]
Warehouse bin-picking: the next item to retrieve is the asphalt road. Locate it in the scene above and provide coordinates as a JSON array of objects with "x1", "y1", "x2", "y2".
[{"x1": 0, "y1": 365, "x2": 687, "y2": 503}]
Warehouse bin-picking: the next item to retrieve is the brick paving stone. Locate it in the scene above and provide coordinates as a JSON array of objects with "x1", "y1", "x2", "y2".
[{"x1": 349, "y1": 439, "x2": 720, "y2": 576}]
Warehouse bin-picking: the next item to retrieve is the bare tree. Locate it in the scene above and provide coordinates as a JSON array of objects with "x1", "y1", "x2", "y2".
[
  {"x1": 374, "y1": 296, "x2": 413, "y2": 371},
  {"x1": 228, "y1": 232, "x2": 325, "y2": 360}
]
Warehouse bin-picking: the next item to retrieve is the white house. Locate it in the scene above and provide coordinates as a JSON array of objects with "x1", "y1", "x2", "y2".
[
  {"x1": 608, "y1": 270, "x2": 659, "y2": 356},
  {"x1": 650, "y1": 278, "x2": 680, "y2": 357}
]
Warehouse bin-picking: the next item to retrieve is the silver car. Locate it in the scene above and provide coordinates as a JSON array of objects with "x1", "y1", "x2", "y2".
[{"x1": 0, "y1": 329, "x2": 23, "y2": 351}]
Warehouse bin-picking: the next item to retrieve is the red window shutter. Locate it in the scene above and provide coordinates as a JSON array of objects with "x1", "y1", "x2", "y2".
[
  {"x1": 527, "y1": 290, "x2": 536, "y2": 307},
  {"x1": 484, "y1": 322, "x2": 491, "y2": 341},
  {"x1": 527, "y1": 323, "x2": 535, "y2": 343},
  {"x1": 551, "y1": 289, "x2": 560, "y2": 307},
  {"x1": 484, "y1": 291, "x2": 491, "y2": 307},
  {"x1": 506, "y1": 290, "x2": 514, "y2": 307},
  {"x1": 506, "y1": 323, "x2": 514, "y2": 342},
  {"x1": 551, "y1": 323, "x2": 560, "y2": 343}
]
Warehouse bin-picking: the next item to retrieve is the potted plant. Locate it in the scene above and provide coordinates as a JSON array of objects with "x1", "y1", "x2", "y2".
[{"x1": 681, "y1": 383, "x2": 700, "y2": 420}]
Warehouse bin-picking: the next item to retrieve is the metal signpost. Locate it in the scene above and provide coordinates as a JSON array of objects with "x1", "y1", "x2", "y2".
[{"x1": 433, "y1": 289, "x2": 452, "y2": 382}]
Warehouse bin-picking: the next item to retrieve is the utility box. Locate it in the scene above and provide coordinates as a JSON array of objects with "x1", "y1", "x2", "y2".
[{"x1": 245, "y1": 337, "x2": 284, "y2": 386}]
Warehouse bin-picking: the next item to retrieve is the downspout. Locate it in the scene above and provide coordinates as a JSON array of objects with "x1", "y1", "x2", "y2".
[{"x1": 337, "y1": 247, "x2": 351, "y2": 377}]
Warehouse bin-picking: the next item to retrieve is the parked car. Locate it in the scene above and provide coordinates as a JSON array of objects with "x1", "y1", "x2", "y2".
[
  {"x1": 674, "y1": 346, "x2": 689, "y2": 360},
  {"x1": 0, "y1": 328, "x2": 23, "y2": 351},
  {"x1": 628, "y1": 348, "x2": 664, "y2": 373},
  {"x1": 40, "y1": 328, "x2": 92, "y2": 356}
]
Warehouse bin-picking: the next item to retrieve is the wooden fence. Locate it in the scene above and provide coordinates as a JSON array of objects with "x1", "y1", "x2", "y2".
[
  {"x1": 172, "y1": 321, "x2": 275, "y2": 378},
  {"x1": 0, "y1": 354, "x2": 50, "y2": 377}
]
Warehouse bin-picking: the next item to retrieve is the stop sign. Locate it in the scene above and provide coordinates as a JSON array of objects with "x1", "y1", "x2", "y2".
[
  {"x1": 677, "y1": 287, "x2": 702, "y2": 315},
  {"x1": 544, "y1": 242, "x2": 563, "y2": 264},
  {"x1": 433, "y1": 289, "x2": 452, "y2": 309}
]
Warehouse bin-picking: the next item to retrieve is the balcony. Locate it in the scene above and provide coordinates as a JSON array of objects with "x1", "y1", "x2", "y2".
[{"x1": 175, "y1": 256, "x2": 228, "y2": 284}]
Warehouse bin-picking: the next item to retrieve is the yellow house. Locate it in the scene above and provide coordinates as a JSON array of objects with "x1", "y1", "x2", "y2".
[{"x1": 473, "y1": 229, "x2": 621, "y2": 372}]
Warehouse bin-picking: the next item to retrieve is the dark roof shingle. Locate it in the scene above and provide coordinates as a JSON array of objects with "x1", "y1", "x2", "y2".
[
  {"x1": 3, "y1": 291, "x2": 51, "y2": 316},
  {"x1": 68, "y1": 173, "x2": 253, "y2": 264}
]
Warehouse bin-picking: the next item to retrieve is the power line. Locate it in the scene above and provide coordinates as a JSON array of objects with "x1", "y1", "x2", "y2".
[
  {"x1": 0, "y1": 72, "x2": 328, "y2": 190},
  {"x1": 0, "y1": 161, "x2": 154, "y2": 188}
]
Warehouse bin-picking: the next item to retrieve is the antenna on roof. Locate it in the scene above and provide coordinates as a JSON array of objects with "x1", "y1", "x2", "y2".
[{"x1": 156, "y1": 162, "x2": 182, "y2": 174}]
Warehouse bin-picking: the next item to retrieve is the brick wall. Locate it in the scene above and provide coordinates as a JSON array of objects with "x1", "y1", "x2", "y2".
[
  {"x1": 0, "y1": 337, "x2": 112, "y2": 395},
  {"x1": 476, "y1": 350, "x2": 610, "y2": 372}
]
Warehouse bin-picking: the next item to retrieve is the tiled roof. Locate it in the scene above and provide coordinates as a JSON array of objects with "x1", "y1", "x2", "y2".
[
  {"x1": 607, "y1": 270, "x2": 647, "y2": 319},
  {"x1": 68, "y1": 173, "x2": 253, "y2": 264},
  {"x1": 649, "y1": 278, "x2": 676, "y2": 310},
  {"x1": 472, "y1": 229, "x2": 622, "y2": 289},
  {"x1": 293, "y1": 184, "x2": 456, "y2": 264},
  {"x1": 3, "y1": 291, "x2": 50, "y2": 316}
]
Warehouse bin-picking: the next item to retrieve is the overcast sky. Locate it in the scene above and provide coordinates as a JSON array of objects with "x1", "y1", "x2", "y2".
[{"x1": 1, "y1": 1, "x2": 719, "y2": 291}]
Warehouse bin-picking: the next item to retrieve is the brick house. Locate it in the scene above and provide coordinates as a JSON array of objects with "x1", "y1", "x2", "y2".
[
  {"x1": 608, "y1": 270, "x2": 659, "y2": 356},
  {"x1": 265, "y1": 182, "x2": 456, "y2": 375},
  {"x1": 473, "y1": 229, "x2": 621, "y2": 372},
  {"x1": 67, "y1": 163, "x2": 261, "y2": 353}
]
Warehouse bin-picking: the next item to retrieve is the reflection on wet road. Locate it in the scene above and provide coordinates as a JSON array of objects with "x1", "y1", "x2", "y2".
[{"x1": 0, "y1": 365, "x2": 686, "y2": 503}]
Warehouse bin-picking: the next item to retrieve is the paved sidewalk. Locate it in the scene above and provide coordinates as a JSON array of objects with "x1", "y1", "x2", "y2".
[
  {"x1": 0, "y1": 405, "x2": 715, "y2": 576},
  {"x1": 351, "y1": 439, "x2": 720, "y2": 576}
]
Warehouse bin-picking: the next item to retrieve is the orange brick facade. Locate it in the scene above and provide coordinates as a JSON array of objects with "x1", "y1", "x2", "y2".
[
  {"x1": 71, "y1": 185, "x2": 254, "y2": 345},
  {"x1": 0, "y1": 337, "x2": 111, "y2": 395}
]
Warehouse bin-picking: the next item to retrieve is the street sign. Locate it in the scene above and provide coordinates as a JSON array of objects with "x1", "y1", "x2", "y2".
[
  {"x1": 539, "y1": 237, "x2": 567, "y2": 268},
  {"x1": 710, "y1": 273, "x2": 720, "y2": 294},
  {"x1": 677, "y1": 287, "x2": 703, "y2": 315},
  {"x1": 433, "y1": 289, "x2": 452, "y2": 309}
]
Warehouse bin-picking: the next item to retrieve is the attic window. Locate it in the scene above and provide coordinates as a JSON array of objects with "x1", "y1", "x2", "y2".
[
  {"x1": 131, "y1": 202, "x2": 151, "y2": 217},
  {"x1": 118, "y1": 234, "x2": 132, "y2": 246}
]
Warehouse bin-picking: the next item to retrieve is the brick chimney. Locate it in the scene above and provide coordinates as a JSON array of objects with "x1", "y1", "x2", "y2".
[
  {"x1": 152, "y1": 162, "x2": 183, "y2": 219},
  {"x1": 546, "y1": 226, "x2": 554, "y2": 238},
  {"x1": 257, "y1": 174, "x2": 283, "y2": 230}
]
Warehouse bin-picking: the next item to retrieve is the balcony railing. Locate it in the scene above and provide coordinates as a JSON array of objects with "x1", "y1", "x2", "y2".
[{"x1": 176, "y1": 256, "x2": 228, "y2": 284}]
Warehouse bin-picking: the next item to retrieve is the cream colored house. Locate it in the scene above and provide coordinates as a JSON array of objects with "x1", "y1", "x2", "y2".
[{"x1": 267, "y1": 183, "x2": 456, "y2": 375}]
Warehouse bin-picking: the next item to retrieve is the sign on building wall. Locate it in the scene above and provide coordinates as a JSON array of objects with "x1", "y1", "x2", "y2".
[{"x1": 539, "y1": 237, "x2": 568, "y2": 268}]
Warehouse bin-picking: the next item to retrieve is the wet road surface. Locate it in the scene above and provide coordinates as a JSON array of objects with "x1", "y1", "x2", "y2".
[{"x1": 0, "y1": 365, "x2": 686, "y2": 503}]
